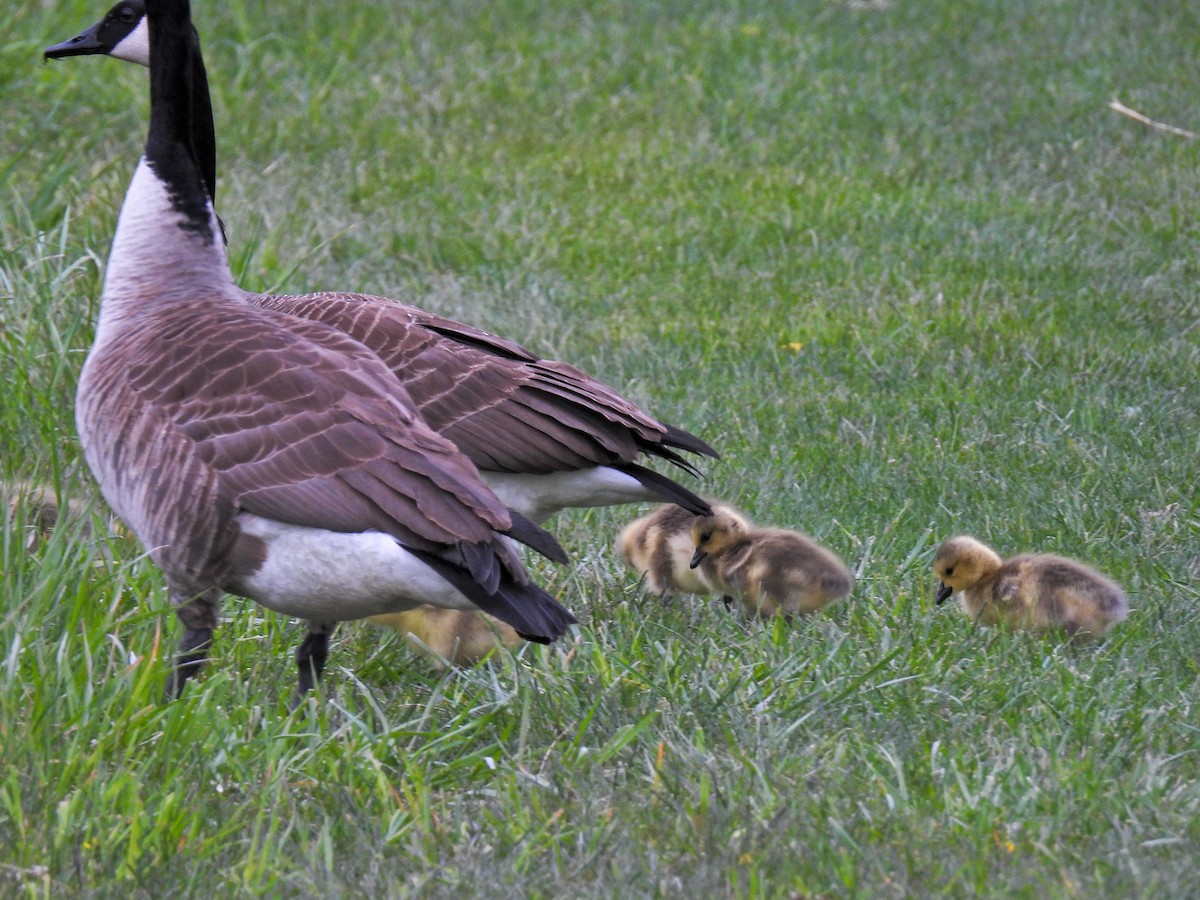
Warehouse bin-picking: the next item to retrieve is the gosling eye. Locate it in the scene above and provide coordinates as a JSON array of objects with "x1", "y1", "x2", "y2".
[
  {"x1": 699, "y1": 531, "x2": 712, "y2": 544},
  {"x1": 944, "y1": 565, "x2": 955, "y2": 577}
]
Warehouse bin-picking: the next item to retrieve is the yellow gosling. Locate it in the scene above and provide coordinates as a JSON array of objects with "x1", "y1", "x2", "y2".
[
  {"x1": 932, "y1": 535, "x2": 1128, "y2": 641},
  {"x1": 618, "y1": 501, "x2": 747, "y2": 597},
  {"x1": 689, "y1": 508, "x2": 853, "y2": 618},
  {"x1": 367, "y1": 608, "x2": 521, "y2": 669}
]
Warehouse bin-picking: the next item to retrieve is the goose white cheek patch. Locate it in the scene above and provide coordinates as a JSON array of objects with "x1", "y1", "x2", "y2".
[{"x1": 111, "y1": 16, "x2": 150, "y2": 66}]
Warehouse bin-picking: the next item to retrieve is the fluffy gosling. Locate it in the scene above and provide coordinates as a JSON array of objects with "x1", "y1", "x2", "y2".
[
  {"x1": 932, "y1": 535, "x2": 1128, "y2": 640},
  {"x1": 689, "y1": 508, "x2": 853, "y2": 618},
  {"x1": 7, "y1": 482, "x2": 73, "y2": 551},
  {"x1": 5, "y1": 481, "x2": 129, "y2": 553},
  {"x1": 618, "y1": 501, "x2": 747, "y2": 596},
  {"x1": 366, "y1": 608, "x2": 521, "y2": 669}
]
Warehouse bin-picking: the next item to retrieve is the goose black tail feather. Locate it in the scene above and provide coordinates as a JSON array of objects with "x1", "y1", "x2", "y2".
[
  {"x1": 412, "y1": 551, "x2": 578, "y2": 644},
  {"x1": 455, "y1": 541, "x2": 502, "y2": 595},
  {"x1": 613, "y1": 463, "x2": 713, "y2": 517},
  {"x1": 661, "y1": 424, "x2": 719, "y2": 460},
  {"x1": 505, "y1": 510, "x2": 570, "y2": 564},
  {"x1": 640, "y1": 442, "x2": 703, "y2": 478}
]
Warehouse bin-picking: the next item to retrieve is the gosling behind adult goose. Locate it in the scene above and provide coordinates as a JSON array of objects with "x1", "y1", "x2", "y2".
[
  {"x1": 46, "y1": 1, "x2": 718, "y2": 526},
  {"x1": 689, "y1": 508, "x2": 853, "y2": 618},
  {"x1": 64, "y1": 0, "x2": 575, "y2": 700},
  {"x1": 932, "y1": 535, "x2": 1128, "y2": 641},
  {"x1": 369, "y1": 608, "x2": 522, "y2": 670}
]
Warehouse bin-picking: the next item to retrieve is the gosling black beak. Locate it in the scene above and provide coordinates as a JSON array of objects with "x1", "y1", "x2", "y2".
[
  {"x1": 689, "y1": 548, "x2": 707, "y2": 569},
  {"x1": 44, "y1": 24, "x2": 105, "y2": 61},
  {"x1": 935, "y1": 582, "x2": 953, "y2": 605}
]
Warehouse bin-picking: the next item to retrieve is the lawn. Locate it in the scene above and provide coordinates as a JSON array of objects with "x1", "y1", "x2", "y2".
[{"x1": 2, "y1": 0, "x2": 1198, "y2": 895}]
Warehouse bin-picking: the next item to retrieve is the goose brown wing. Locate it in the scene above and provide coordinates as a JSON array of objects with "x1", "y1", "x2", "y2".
[
  {"x1": 122, "y1": 302, "x2": 514, "y2": 556},
  {"x1": 254, "y1": 291, "x2": 716, "y2": 475},
  {"x1": 77, "y1": 353, "x2": 243, "y2": 598}
]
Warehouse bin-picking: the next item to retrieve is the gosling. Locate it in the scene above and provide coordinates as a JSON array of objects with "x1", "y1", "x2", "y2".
[
  {"x1": 689, "y1": 508, "x2": 853, "y2": 618},
  {"x1": 5, "y1": 481, "x2": 128, "y2": 552},
  {"x1": 7, "y1": 482, "x2": 74, "y2": 551},
  {"x1": 618, "y1": 501, "x2": 747, "y2": 597},
  {"x1": 367, "y1": 608, "x2": 521, "y2": 669},
  {"x1": 932, "y1": 535, "x2": 1128, "y2": 640}
]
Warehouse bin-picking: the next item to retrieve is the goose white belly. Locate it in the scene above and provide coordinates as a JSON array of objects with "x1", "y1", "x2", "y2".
[
  {"x1": 230, "y1": 514, "x2": 478, "y2": 620},
  {"x1": 482, "y1": 466, "x2": 649, "y2": 524}
]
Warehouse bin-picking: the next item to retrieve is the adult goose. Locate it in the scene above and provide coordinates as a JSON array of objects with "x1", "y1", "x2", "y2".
[
  {"x1": 60, "y1": 0, "x2": 576, "y2": 700},
  {"x1": 46, "y1": 1, "x2": 718, "y2": 526}
]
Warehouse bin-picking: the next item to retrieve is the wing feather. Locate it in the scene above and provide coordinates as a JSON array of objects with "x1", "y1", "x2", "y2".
[
  {"x1": 121, "y1": 302, "x2": 513, "y2": 552},
  {"x1": 255, "y1": 291, "x2": 716, "y2": 477}
]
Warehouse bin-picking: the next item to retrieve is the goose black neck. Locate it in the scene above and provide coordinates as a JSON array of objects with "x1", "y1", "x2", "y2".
[
  {"x1": 191, "y1": 46, "x2": 218, "y2": 206},
  {"x1": 144, "y1": 0, "x2": 212, "y2": 237}
]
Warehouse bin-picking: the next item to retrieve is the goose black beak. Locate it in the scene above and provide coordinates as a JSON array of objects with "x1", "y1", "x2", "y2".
[
  {"x1": 44, "y1": 25, "x2": 106, "y2": 61},
  {"x1": 935, "y1": 582, "x2": 953, "y2": 605},
  {"x1": 689, "y1": 548, "x2": 707, "y2": 569}
]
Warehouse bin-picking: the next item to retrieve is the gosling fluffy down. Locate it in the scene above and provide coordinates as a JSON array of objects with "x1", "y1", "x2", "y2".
[
  {"x1": 689, "y1": 508, "x2": 853, "y2": 618},
  {"x1": 367, "y1": 608, "x2": 522, "y2": 669},
  {"x1": 932, "y1": 535, "x2": 1128, "y2": 640},
  {"x1": 5, "y1": 481, "x2": 129, "y2": 553},
  {"x1": 618, "y1": 501, "x2": 748, "y2": 596}
]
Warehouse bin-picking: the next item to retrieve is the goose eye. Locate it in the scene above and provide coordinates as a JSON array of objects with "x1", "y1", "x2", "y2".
[{"x1": 120, "y1": 6, "x2": 136, "y2": 21}]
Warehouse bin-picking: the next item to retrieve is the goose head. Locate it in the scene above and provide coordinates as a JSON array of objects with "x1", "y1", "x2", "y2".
[
  {"x1": 47, "y1": 0, "x2": 222, "y2": 238},
  {"x1": 45, "y1": 1, "x2": 149, "y2": 66},
  {"x1": 932, "y1": 535, "x2": 1003, "y2": 603},
  {"x1": 689, "y1": 507, "x2": 750, "y2": 568}
]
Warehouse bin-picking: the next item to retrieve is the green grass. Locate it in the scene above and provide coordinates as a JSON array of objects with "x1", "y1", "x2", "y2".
[{"x1": 3, "y1": 0, "x2": 1200, "y2": 895}]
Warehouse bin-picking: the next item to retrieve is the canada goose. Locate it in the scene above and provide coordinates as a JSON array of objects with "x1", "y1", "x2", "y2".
[
  {"x1": 689, "y1": 508, "x2": 853, "y2": 618},
  {"x1": 369, "y1": 608, "x2": 522, "y2": 670},
  {"x1": 933, "y1": 535, "x2": 1128, "y2": 640},
  {"x1": 57, "y1": 0, "x2": 577, "y2": 701},
  {"x1": 45, "y1": 1, "x2": 717, "y2": 527},
  {"x1": 618, "y1": 501, "x2": 744, "y2": 597}
]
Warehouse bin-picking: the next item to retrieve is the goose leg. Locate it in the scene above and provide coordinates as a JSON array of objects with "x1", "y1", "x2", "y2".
[
  {"x1": 294, "y1": 620, "x2": 337, "y2": 702},
  {"x1": 166, "y1": 591, "x2": 219, "y2": 699}
]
